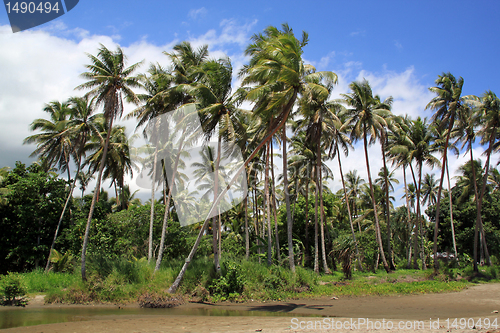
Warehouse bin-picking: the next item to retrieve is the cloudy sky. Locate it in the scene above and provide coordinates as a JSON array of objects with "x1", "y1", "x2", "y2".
[{"x1": 1, "y1": 0, "x2": 499, "y2": 207}]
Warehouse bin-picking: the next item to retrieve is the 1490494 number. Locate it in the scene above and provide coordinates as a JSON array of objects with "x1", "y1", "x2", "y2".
[{"x1": 5, "y1": 2, "x2": 60, "y2": 14}]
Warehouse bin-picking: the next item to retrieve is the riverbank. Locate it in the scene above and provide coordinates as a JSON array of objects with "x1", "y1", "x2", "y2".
[{"x1": 2, "y1": 283, "x2": 500, "y2": 332}]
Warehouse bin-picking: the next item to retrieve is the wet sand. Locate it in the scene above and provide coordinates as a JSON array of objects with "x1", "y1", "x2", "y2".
[{"x1": 3, "y1": 283, "x2": 500, "y2": 332}]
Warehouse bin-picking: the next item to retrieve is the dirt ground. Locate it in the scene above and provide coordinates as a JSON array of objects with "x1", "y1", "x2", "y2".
[{"x1": 3, "y1": 283, "x2": 500, "y2": 333}]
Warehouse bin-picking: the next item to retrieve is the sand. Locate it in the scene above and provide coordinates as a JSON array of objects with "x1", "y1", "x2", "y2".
[{"x1": 2, "y1": 283, "x2": 500, "y2": 332}]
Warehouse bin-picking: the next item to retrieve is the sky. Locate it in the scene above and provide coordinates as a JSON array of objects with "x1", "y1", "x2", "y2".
[{"x1": 1, "y1": 0, "x2": 500, "y2": 208}]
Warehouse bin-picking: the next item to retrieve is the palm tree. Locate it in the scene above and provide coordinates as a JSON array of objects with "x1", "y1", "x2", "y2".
[
  {"x1": 295, "y1": 75, "x2": 338, "y2": 273},
  {"x1": 473, "y1": 90, "x2": 500, "y2": 267},
  {"x1": 345, "y1": 170, "x2": 365, "y2": 233},
  {"x1": 127, "y1": 63, "x2": 174, "y2": 263},
  {"x1": 44, "y1": 96, "x2": 100, "y2": 271},
  {"x1": 407, "y1": 117, "x2": 439, "y2": 269},
  {"x1": 341, "y1": 79, "x2": 392, "y2": 273},
  {"x1": 183, "y1": 57, "x2": 247, "y2": 271},
  {"x1": 452, "y1": 103, "x2": 481, "y2": 259},
  {"x1": 168, "y1": 24, "x2": 336, "y2": 292},
  {"x1": 421, "y1": 173, "x2": 439, "y2": 207},
  {"x1": 426, "y1": 72, "x2": 464, "y2": 270},
  {"x1": 387, "y1": 115, "x2": 414, "y2": 267},
  {"x1": 24, "y1": 101, "x2": 74, "y2": 181},
  {"x1": 76, "y1": 44, "x2": 142, "y2": 280}
]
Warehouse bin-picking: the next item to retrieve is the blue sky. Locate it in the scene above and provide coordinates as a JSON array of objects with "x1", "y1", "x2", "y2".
[{"x1": 1, "y1": 0, "x2": 499, "y2": 204}]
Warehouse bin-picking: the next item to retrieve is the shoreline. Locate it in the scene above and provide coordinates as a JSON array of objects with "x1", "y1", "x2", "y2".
[{"x1": 1, "y1": 283, "x2": 500, "y2": 332}]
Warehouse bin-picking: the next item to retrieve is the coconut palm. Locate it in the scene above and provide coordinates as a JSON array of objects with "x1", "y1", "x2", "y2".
[
  {"x1": 472, "y1": 90, "x2": 500, "y2": 267},
  {"x1": 168, "y1": 24, "x2": 337, "y2": 292},
  {"x1": 44, "y1": 96, "x2": 100, "y2": 271},
  {"x1": 126, "y1": 63, "x2": 174, "y2": 263},
  {"x1": 421, "y1": 173, "x2": 439, "y2": 206},
  {"x1": 340, "y1": 79, "x2": 393, "y2": 273},
  {"x1": 426, "y1": 72, "x2": 464, "y2": 270},
  {"x1": 407, "y1": 117, "x2": 439, "y2": 269},
  {"x1": 76, "y1": 44, "x2": 142, "y2": 280},
  {"x1": 24, "y1": 101, "x2": 74, "y2": 181}
]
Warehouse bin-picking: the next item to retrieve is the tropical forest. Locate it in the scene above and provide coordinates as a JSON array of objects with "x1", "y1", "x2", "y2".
[{"x1": 1, "y1": 24, "x2": 500, "y2": 308}]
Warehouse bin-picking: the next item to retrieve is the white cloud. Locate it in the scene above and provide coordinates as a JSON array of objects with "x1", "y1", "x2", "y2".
[{"x1": 188, "y1": 7, "x2": 207, "y2": 20}]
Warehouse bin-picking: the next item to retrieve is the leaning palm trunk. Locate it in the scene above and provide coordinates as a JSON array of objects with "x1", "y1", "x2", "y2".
[
  {"x1": 148, "y1": 146, "x2": 158, "y2": 263},
  {"x1": 45, "y1": 151, "x2": 83, "y2": 272},
  {"x1": 155, "y1": 130, "x2": 187, "y2": 272},
  {"x1": 168, "y1": 92, "x2": 297, "y2": 293},
  {"x1": 81, "y1": 117, "x2": 114, "y2": 281},
  {"x1": 213, "y1": 135, "x2": 222, "y2": 272},
  {"x1": 363, "y1": 131, "x2": 390, "y2": 273},
  {"x1": 337, "y1": 145, "x2": 362, "y2": 271},
  {"x1": 318, "y1": 141, "x2": 330, "y2": 274},
  {"x1": 445, "y1": 160, "x2": 457, "y2": 259},
  {"x1": 433, "y1": 116, "x2": 455, "y2": 271}
]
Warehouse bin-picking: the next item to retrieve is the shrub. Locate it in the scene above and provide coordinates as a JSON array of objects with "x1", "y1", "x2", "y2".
[
  {"x1": 208, "y1": 261, "x2": 245, "y2": 301},
  {"x1": 0, "y1": 273, "x2": 28, "y2": 306}
]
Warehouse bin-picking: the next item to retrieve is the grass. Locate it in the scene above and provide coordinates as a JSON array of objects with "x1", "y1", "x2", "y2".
[{"x1": 4, "y1": 257, "x2": 499, "y2": 305}]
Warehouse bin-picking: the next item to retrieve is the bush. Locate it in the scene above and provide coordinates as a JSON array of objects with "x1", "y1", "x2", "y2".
[
  {"x1": 0, "y1": 273, "x2": 28, "y2": 306},
  {"x1": 208, "y1": 261, "x2": 245, "y2": 301}
]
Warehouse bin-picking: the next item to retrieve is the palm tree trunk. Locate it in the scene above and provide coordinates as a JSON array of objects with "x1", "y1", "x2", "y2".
[
  {"x1": 476, "y1": 133, "x2": 494, "y2": 267},
  {"x1": 270, "y1": 144, "x2": 281, "y2": 262},
  {"x1": 304, "y1": 179, "x2": 310, "y2": 266},
  {"x1": 363, "y1": 131, "x2": 390, "y2": 273},
  {"x1": 265, "y1": 142, "x2": 273, "y2": 266},
  {"x1": 81, "y1": 117, "x2": 114, "y2": 281},
  {"x1": 417, "y1": 164, "x2": 426, "y2": 270},
  {"x1": 433, "y1": 115, "x2": 455, "y2": 271},
  {"x1": 282, "y1": 126, "x2": 295, "y2": 273},
  {"x1": 445, "y1": 159, "x2": 457, "y2": 259},
  {"x1": 155, "y1": 130, "x2": 187, "y2": 272},
  {"x1": 168, "y1": 91, "x2": 298, "y2": 293},
  {"x1": 337, "y1": 145, "x2": 363, "y2": 271},
  {"x1": 318, "y1": 140, "x2": 330, "y2": 274},
  {"x1": 244, "y1": 195, "x2": 249, "y2": 259},
  {"x1": 313, "y1": 175, "x2": 319, "y2": 273},
  {"x1": 403, "y1": 166, "x2": 412, "y2": 269},
  {"x1": 45, "y1": 152, "x2": 83, "y2": 272},
  {"x1": 213, "y1": 135, "x2": 223, "y2": 272},
  {"x1": 148, "y1": 146, "x2": 158, "y2": 263},
  {"x1": 381, "y1": 137, "x2": 395, "y2": 270}
]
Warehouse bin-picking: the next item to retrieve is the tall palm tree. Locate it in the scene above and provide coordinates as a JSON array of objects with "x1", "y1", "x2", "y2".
[
  {"x1": 421, "y1": 173, "x2": 439, "y2": 206},
  {"x1": 127, "y1": 63, "x2": 174, "y2": 263},
  {"x1": 341, "y1": 79, "x2": 392, "y2": 273},
  {"x1": 44, "y1": 96, "x2": 100, "y2": 271},
  {"x1": 474, "y1": 90, "x2": 500, "y2": 267},
  {"x1": 168, "y1": 24, "x2": 336, "y2": 292},
  {"x1": 426, "y1": 72, "x2": 464, "y2": 270},
  {"x1": 76, "y1": 44, "x2": 142, "y2": 280},
  {"x1": 387, "y1": 115, "x2": 414, "y2": 267},
  {"x1": 345, "y1": 170, "x2": 365, "y2": 230},
  {"x1": 24, "y1": 101, "x2": 74, "y2": 181},
  {"x1": 452, "y1": 103, "x2": 481, "y2": 259},
  {"x1": 183, "y1": 57, "x2": 247, "y2": 271},
  {"x1": 407, "y1": 117, "x2": 439, "y2": 269},
  {"x1": 327, "y1": 106, "x2": 363, "y2": 270}
]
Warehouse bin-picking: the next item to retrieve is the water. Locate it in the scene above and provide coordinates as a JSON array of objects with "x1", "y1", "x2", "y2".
[{"x1": 0, "y1": 305, "x2": 300, "y2": 329}]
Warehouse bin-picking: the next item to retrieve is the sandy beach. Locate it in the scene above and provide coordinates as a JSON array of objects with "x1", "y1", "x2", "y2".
[{"x1": 2, "y1": 283, "x2": 500, "y2": 332}]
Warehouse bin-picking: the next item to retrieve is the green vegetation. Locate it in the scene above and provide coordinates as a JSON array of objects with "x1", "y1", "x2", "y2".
[
  {"x1": 6, "y1": 257, "x2": 498, "y2": 306},
  {"x1": 2, "y1": 24, "x2": 500, "y2": 306}
]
